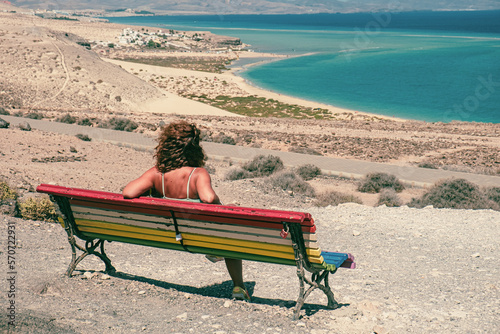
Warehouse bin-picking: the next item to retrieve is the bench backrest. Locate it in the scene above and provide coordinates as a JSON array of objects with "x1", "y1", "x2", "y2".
[{"x1": 37, "y1": 184, "x2": 352, "y2": 271}]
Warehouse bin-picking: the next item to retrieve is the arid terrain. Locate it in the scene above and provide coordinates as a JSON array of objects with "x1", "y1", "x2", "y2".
[
  {"x1": 1, "y1": 127, "x2": 499, "y2": 334},
  {"x1": 1, "y1": 8, "x2": 499, "y2": 177},
  {"x1": 1, "y1": 4, "x2": 499, "y2": 334}
]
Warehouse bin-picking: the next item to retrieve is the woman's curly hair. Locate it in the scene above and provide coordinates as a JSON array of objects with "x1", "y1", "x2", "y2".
[{"x1": 155, "y1": 121, "x2": 206, "y2": 173}]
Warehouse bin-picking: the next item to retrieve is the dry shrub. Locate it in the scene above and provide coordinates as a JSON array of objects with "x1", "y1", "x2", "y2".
[
  {"x1": 56, "y1": 113, "x2": 77, "y2": 124},
  {"x1": 243, "y1": 155, "x2": 284, "y2": 177},
  {"x1": 212, "y1": 133, "x2": 236, "y2": 145},
  {"x1": 418, "y1": 162, "x2": 438, "y2": 169},
  {"x1": 99, "y1": 117, "x2": 138, "y2": 132},
  {"x1": 289, "y1": 147, "x2": 322, "y2": 156},
  {"x1": 75, "y1": 133, "x2": 91, "y2": 141},
  {"x1": 19, "y1": 197, "x2": 58, "y2": 222},
  {"x1": 78, "y1": 118, "x2": 93, "y2": 126},
  {"x1": 377, "y1": 188, "x2": 401, "y2": 207},
  {"x1": 0, "y1": 180, "x2": 18, "y2": 200},
  {"x1": 314, "y1": 190, "x2": 363, "y2": 207},
  {"x1": 225, "y1": 167, "x2": 252, "y2": 181},
  {"x1": 269, "y1": 171, "x2": 315, "y2": 197},
  {"x1": 25, "y1": 112, "x2": 44, "y2": 120},
  {"x1": 205, "y1": 164, "x2": 216, "y2": 175},
  {"x1": 358, "y1": 172, "x2": 405, "y2": 193},
  {"x1": 408, "y1": 178, "x2": 498, "y2": 210},
  {"x1": 295, "y1": 164, "x2": 321, "y2": 181},
  {"x1": 484, "y1": 186, "x2": 500, "y2": 207}
]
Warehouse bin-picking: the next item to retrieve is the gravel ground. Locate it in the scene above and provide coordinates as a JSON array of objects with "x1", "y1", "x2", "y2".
[
  {"x1": 1, "y1": 203, "x2": 499, "y2": 334},
  {"x1": 1, "y1": 127, "x2": 500, "y2": 333}
]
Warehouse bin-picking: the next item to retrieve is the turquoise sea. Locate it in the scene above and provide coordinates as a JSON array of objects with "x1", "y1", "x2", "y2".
[{"x1": 106, "y1": 11, "x2": 500, "y2": 123}]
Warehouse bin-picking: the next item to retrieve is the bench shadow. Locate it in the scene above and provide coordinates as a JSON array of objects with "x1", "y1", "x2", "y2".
[{"x1": 101, "y1": 270, "x2": 349, "y2": 318}]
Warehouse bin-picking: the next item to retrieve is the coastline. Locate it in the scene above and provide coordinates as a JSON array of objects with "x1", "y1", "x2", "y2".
[
  {"x1": 106, "y1": 52, "x2": 403, "y2": 121},
  {"x1": 0, "y1": 9, "x2": 493, "y2": 123},
  {"x1": 227, "y1": 51, "x2": 405, "y2": 121}
]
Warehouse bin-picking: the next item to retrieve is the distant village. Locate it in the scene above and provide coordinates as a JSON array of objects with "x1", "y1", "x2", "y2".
[
  {"x1": 105, "y1": 27, "x2": 247, "y2": 54},
  {"x1": 1, "y1": 2, "x2": 248, "y2": 54}
]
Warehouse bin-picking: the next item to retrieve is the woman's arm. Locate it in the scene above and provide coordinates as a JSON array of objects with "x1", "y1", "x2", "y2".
[
  {"x1": 195, "y1": 168, "x2": 221, "y2": 204},
  {"x1": 122, "y1": 167, "x2": 157, "y2": 199}
]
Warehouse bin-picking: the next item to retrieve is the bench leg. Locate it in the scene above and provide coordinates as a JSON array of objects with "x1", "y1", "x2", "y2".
[
  {"x1": 65, "y1": 237, "x2": 116, "y2": 276},
  {"x1": 292, "y1": 245, "x2": 339, "y2": 320},
  {"x1": 51, "y1": 195, "x2": 116, "y2": 276}
]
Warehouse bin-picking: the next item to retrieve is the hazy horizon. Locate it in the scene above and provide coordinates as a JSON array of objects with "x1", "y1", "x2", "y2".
[{"x1": 10, "y1": 0, "x2": 500, "y2": 15}]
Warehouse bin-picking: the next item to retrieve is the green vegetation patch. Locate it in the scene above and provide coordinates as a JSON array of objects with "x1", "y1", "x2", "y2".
[
  {"x1": 19, "y1": 197, "x2": 58, "y2": 222},
  {"x1": 0, "y1": 180, "x2": 18, "y2": 201},
  {"x1": 118, "y1": 57, "x2": 230, "y2": 74},
  {"x1": 187, "y1": 94, "x2": 334, "y2": 119}
]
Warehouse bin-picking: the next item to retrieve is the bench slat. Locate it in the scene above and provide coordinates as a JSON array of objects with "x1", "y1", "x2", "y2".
[
  {"x1": 70, "y1": 199, "x2": 316, "y2": 233},
  {"x1": 37, "y1": 184, "x2": 314, "y2": 226},
  {"x1": 81, "y1": 232, "x2": 301, "y2": 266},
  {"x1": 76, "y1": 220, "x2": 324, "y2": 263},
  {"x1": 74, "y1": 214, "x2": 319, "y2": 248},
  {"x1": 72, "y1": 206, "x2": 318, "y2": 244},
  {"x1": 322, "y1": 251, "x2": 356, "y2": 269},
  {"x1": 78, "y1": 226, "x2": 326, "y2": 264}
]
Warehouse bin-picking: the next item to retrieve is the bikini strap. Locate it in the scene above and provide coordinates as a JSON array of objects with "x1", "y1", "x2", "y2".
[
  {"x1": 186, "y1": 168, "x2": 197, "y2": 199},
  {"x1": 162, "y1": 173, "x2": 166, "y2": 198}
]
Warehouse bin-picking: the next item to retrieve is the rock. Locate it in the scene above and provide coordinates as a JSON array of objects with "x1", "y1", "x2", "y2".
[
  {"x1": 82, "y1": 271, "x2": 94, "y2": 280},
  {"x1": 100, "y1": 274, "x2": 111, "y2": 280},
  {"x1": 471, "y1": 253, "x2": 481, "y2": 258},
  {"x1": 353, "y1": 230, "x2": 361, "y2": 236},
  {"x1": 18, "y1": 121, "x2": 31, "y2": 131},
  {"x1": 0, "y1": 199, "x2": 18, "y2": 216},
  {"x1": 0, "y1": 118, "x2": 9, "y2": 128}
]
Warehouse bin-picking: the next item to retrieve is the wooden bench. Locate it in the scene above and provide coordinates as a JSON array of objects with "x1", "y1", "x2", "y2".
[{"x1": 37, "y1": 184, "x2": 355, "y2": 320}]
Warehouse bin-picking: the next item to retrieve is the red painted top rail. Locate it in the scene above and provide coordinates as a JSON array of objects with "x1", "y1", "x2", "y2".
[{"x1": 37, "y1": 184, "x2": 315, "y2": 227}]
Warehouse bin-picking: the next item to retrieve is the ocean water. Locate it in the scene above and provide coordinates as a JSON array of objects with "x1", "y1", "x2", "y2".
[{"x1": 106, "y1": 11, "x2": 500, "y2": 123}]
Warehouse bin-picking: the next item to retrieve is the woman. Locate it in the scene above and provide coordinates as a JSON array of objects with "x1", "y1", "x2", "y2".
[{"x1": 123, "y1": 120, "x2": 250, "y2": 301}]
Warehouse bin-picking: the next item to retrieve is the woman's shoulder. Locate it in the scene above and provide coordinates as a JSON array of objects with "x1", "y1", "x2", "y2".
[
  {"x1": 192, "y1": 166, "x2": 210, "y2": 176},
  {"x1": 145, "y1": 166, "x2": 161, "y2": 176}
]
